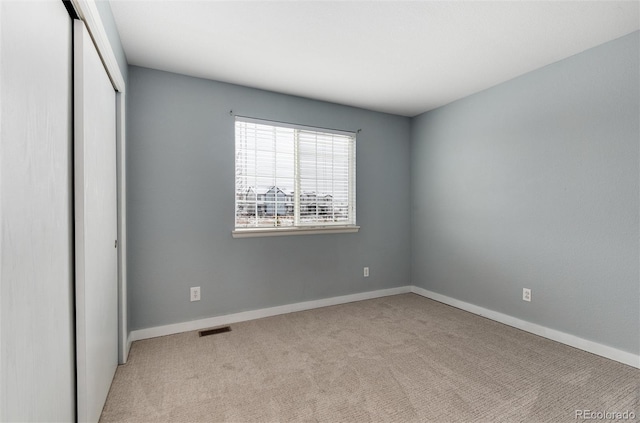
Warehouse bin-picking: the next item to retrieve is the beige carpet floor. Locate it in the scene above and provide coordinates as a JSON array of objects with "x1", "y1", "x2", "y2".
[{"x1": 100, "y1": 294, "x2": 639, "y2": 422}]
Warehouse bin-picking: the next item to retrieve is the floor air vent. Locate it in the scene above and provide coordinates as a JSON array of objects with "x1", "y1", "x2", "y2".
[{"x1": 199, "y1": 326, "x2": 231, "y2": 337}]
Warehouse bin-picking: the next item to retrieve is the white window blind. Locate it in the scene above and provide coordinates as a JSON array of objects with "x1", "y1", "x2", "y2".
[{"x1": 235, "y1": 117, "x2": 356, "y2": 231}]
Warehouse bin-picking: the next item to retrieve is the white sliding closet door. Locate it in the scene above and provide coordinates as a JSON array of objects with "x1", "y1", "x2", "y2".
[
  {"x1": 74, "y1": 20, "x2": 118, "y2": 423},
  {"x1": 1, "y1": 1, "x2": 75, "y2": 420}
]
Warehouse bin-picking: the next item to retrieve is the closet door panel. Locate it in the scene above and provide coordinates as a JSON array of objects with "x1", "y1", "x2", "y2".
[
  {"x1": 0, "y1": 1, "x2": 75, "y2": 420},
  {"x1": 74, "y1": 19, "x2": 118, "y2": 423}
]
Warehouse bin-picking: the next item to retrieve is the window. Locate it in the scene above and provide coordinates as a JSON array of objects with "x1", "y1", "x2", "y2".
[{"x1": 234, "y1": 116, "x2": 357, "y2": 237}]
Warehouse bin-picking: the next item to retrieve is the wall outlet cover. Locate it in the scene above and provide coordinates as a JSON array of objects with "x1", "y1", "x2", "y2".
[{"x1": 190, "y1": 286, "x2": 201, "y2": 302}]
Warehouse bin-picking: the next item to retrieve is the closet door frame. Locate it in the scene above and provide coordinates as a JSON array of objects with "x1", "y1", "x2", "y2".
[{"x1": 70, "y1": 0, "x2": 128, "y2": 365}]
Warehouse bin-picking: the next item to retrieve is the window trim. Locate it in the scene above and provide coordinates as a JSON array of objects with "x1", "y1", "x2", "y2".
[
  {"x1": 232, "y1": 225, "x2": 360, "y2": 238},
  {"x1": 233, "y1": 116, "x2": 358, "y2": 237}
]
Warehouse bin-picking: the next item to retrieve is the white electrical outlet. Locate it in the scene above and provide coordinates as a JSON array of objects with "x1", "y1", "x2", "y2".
[
  {"x1": 190, "y1": 286, "x2": 201, "y2": 302},
  {"x1": 364, "y1": 267, "x2": 369, "y2": 277},
  {"x1": 523, "y1": 288, "x2": 531, "y2": 302}
]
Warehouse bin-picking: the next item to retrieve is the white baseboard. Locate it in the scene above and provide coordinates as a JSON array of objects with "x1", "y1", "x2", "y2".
[
  {"x1": 129, "y1": 286, "x2": 412, "y2": 342},
  {"x1": 410, "y1": 286, "x2": 640, "y2": 369},
  {"x1": 128, "y1": 285, "x2": 639, "y2": 369}
]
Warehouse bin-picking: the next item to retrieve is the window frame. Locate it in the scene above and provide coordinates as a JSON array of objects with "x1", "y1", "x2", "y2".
[{"x1": 232, "y1": 116, "x2": 359, "y2": 238}]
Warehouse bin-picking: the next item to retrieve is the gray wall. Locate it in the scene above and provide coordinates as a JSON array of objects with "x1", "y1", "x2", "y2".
[
  {"x1": 127, "y1": 66, "x2": 411, "y2": 331},
  {"x1": 1, "y1": 1, "x2": 75, "y2": 420},
  {"x1": 411, "y1": 32, "x2": 639, "y2": 354}
]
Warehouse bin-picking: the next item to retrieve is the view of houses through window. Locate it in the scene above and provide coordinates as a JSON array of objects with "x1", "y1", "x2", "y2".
[{"x1": 235, "y1": 117, "x2": 356, "y2": 229}]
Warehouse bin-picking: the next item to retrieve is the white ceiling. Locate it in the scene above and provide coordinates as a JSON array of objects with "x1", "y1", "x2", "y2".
[{"x1": 110, "y1": 1, "x2": 639, "y2": 117}]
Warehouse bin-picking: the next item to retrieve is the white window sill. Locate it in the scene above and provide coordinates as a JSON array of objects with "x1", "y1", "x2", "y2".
[{"x1": 232, "y1": 225, "x2": 360, "y2": 238}]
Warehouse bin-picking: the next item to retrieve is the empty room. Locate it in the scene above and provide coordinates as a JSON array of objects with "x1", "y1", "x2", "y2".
[{"x1": 1, "y1": 0, "x2": 638, "y2": 422}]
